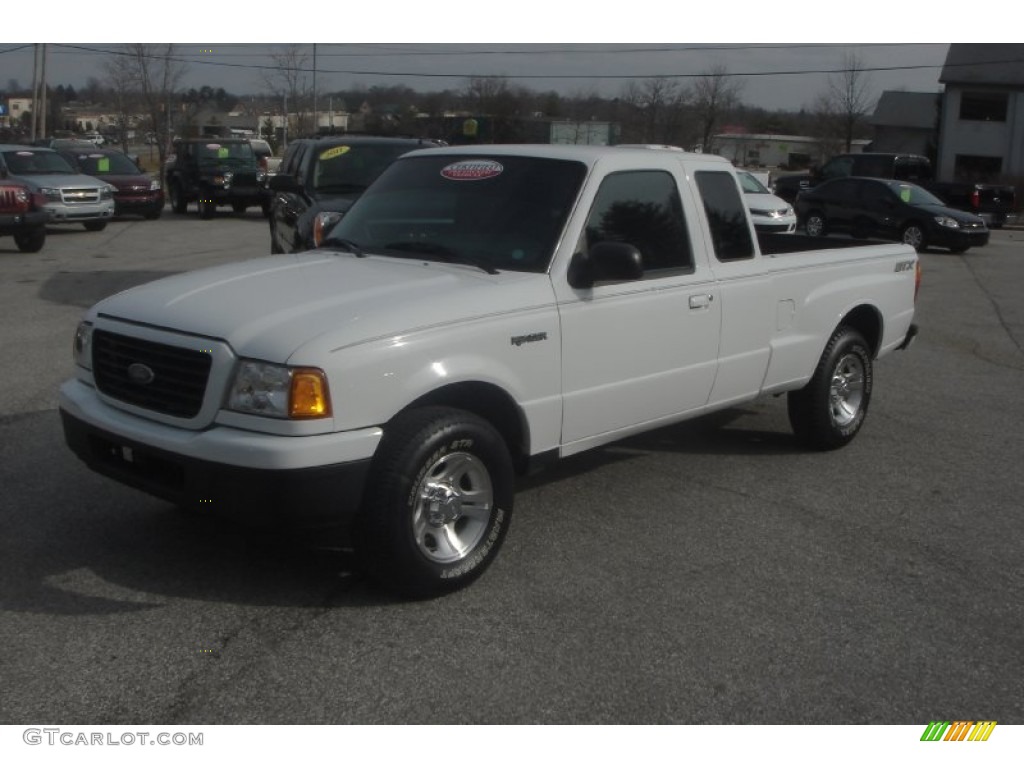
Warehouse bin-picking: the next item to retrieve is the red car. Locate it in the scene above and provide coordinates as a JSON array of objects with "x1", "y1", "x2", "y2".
[
  {"x1": 0, "y1": 180, "x2": 48, "y2": 252},
  {"x1": 59, "y1": 148, "x2": 165, "y2": 220}
]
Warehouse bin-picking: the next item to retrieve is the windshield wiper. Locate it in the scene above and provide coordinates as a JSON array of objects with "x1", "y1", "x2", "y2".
[
  {"x1": 318, "y1": 237, "x2": 365, "y2": 257},
  {"x1": 383, "y1": 241, "x2": 499, "y2": 275}
]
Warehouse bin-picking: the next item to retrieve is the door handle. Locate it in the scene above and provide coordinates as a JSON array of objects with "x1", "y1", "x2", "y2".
[{"x1": 689, "y1": 294, "x2": 713, "y2": 309}]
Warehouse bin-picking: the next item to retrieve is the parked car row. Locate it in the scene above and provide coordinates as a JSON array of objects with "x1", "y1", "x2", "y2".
[{"x1": 793, "y1": 176, "x2": 990, "y2": 253}]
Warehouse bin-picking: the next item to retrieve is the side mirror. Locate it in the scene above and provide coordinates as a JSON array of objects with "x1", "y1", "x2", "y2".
[
  {"x1": 568, "y1": 241, "x2": 644, "y2": 289},
  {"x1": 268, "y1": 174, "x2": 299, "y2": 193}
]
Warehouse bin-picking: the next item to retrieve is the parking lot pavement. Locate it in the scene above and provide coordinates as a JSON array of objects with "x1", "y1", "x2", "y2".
[{"x1": 1, "y1": 220, "x2": 1022, "y2": 727}]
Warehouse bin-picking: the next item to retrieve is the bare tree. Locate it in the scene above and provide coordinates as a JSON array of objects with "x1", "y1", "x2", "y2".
[
  {"x1": 114, "y1": 44, "x2": 187, "y2": 166},
  {"x1": 261, "y1": 45, "x2": 313, "y2": 140},
  {"x1": 692, "y1": 65, "x2": 744, "y2": 154},
  {"x1": 821, "y1": 52, "x2": 873, "y2": 152},
  {"x1": 618, "y1": 77, "x2": 690, "y2": 145},
  {"x1": 102, "y1": 54, "x2": 138, "y2": 152}
]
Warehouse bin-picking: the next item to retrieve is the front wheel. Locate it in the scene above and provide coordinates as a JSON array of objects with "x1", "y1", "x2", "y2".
[
  {"x1": 804, "y1": 211, "x2": 828, "y2": 237},
  {"x1": 14, "y1": 227, "x2": 46, "y2": 253},
  {"x1": 788, "y1": 326, "x2": 873, "y2": 451},
  {"x1": 901, "y1": 223, "x2": 927, "y2": 252},
  {"x1": 355, "y1": 406, "x2": 514, "y2": 598}
]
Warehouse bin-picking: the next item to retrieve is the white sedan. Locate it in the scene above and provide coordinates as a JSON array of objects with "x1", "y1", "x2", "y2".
[{"x1": 738, "y1": 170, "x2": 796, "y2": 233}]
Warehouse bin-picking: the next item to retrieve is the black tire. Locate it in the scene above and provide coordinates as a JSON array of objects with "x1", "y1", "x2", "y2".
[
  {"x1": 804, "y1": 211, "x2": 827, "y2": 237},
  {"x1": 83, "y1": 221, "x2": 107, "y2": 232},
  {"x1": 901, "y1": 222, "x2": 927, "y2": 252},
  {"x1": 198, "y1": 198, "x2": 216, "y2": 220},
  {"x1": 355, "y1": 406, "x2": 514, "y2": 598},
  {"x1": 788, "y1": 326, "x2": 873, "y2": 451},
  {"x1": 14, "y1": 227, "x2": 46, "y2": 253},
  {"x1": 169, "y1": 182, "x2": 187, "y2": 214}
]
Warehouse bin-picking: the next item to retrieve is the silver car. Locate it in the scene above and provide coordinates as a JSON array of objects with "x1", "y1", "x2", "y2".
[{"x1": 0, "y1": 144, "x2": 115, "y2": 231}]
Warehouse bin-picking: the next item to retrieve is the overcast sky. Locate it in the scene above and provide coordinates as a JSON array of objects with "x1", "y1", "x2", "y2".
[{"x1": 0, "y1": 8, "x2": 977, "y2": 112}]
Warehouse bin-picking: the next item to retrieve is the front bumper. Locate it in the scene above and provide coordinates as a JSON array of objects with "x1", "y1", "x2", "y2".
[
  {"x1": 59, "y1": 379, "x2": 381, "y2": 537},
  {"x1": 44, "y1": 201, "x2": 115, "y2": 223},
  {"x1": 0, "y1": 208, "x2": 48, "y2": 233}
]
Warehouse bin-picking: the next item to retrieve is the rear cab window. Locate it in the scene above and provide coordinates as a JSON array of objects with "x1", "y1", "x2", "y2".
[{"x1": 694, "y1": 171, "x2": 755, "y2": 262}]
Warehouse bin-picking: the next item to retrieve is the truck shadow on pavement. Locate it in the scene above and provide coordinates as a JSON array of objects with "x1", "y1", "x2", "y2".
[{"x1": 2, "y1": 406, "x2": 802, "y2": 617}]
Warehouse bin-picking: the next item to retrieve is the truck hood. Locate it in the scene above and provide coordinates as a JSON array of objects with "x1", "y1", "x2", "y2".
[
  {"x1": 12, "y1": 172, "x2": 112, "y2": 190},
  {"x1": 91, "y1": 251, "x2": 555, "y2": 362}
]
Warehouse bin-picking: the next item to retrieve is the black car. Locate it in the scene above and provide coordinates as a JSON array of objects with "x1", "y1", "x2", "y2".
[
  {"x1": 795, "y1": 177, "x2": 990, "y2": 254},
  {"x1": 268, "y1": 135, "x2": 443, "y2": 253},
  {"x1": 165, "y1": 137, "x2": 269, "y2": 219},
  {"x1": 58, "y1": 147, "x2": 164, "y2": 219}
]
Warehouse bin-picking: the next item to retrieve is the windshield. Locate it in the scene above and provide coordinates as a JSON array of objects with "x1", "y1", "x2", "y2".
[
  {"x1": 196, "y1": 142, "x2": 256, "y2": 167},
  {"x1": 738, "y1": 171, "x2": 770, "y2": 194},
  {"x1": 2, "y1": 149, "x2": 76, "y2": 175},
  {"x1": 68, "y1": 152, "x2": 141, "y2": 176},
  {"x1": 324, "y1": 154, "x2": 587, "y2": 274},
  {"x1": 886, "y1": 181, "x2": 945, "y2": 206},
  {"x1": 312, "y1": 144, "x2": 416, "y2": 194}
]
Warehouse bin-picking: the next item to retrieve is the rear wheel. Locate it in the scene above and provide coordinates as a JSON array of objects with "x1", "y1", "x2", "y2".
[
  {"x1": 804, "y1": 211, "x2": 827, "y2": 237},
  {"x1": 14, "y1": 227, "x2": 46, "y2": 253},
  {"x1": 355, "y1": 406, "x2": 514, "y2": 598},
  {"x1": 169, "y1": 182, "x2": 187, "y2": 214},
  {"x1": 901, "y1": 223, "x2": 927, "y2": 252},
  {"x1": 788, "y1": 325, "x2": 873, "y2": 451}
]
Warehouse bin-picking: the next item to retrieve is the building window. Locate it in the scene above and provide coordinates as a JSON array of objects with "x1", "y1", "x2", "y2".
[
  {"x1": 958, "y1": 92, "x2": 1008, "y2": 122},
  {"x1": 953, "y1": 155, "x2": 1003, "y2": 183}
]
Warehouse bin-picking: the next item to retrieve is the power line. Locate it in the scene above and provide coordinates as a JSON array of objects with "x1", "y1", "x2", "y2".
[{"x1": 47, "y1": 43, "x2": 974, "y2": 82}]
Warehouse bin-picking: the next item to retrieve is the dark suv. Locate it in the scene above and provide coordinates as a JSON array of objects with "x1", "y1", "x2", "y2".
[
  {"x1": 267, "y1": 135, "x2": 443, "y2": 253},
  {"x1": 165, "y1": 137, "x2": 269, "y2": 219}
]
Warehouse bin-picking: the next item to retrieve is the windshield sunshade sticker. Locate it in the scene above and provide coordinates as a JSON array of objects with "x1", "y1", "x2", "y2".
[
  {"x1": 320, "y1": 146, "x2": 351, "y2": 161},
  {"x1": 899, "y1": 186, "x2": 912, "y2": 202},
  {"x1": 98, "y1": 158, "x2": 110, "y2": 172},
  {"x1": 217, "y1": 147, "x2": 230, "y2": 159},
  {"x1": 440, "y1": 160, "x2": 504, "y2": 181}
]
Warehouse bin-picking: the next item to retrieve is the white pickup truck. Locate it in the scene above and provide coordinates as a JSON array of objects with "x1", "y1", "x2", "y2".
[{"x1": 59, "y1": 145, "x2": 920, "y2": 596}]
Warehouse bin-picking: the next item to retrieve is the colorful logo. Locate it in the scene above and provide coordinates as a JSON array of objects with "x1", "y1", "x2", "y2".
[
  {"x1": 440, "y1": 160, "x2": 503, "y2": 181},
  {"x1": 920, "y1": 721, "x2": 997, "y2": 742}
]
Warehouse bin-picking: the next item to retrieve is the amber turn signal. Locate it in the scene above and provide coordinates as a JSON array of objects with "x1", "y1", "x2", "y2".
[{"x1": 289, "y1": 368, "x2": 332, "y2": 418}]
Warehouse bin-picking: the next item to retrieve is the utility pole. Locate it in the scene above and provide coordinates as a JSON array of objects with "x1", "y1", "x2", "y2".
[
  {"x1": 312, "y1": 43, "x2": 318, "y2": 136},
  {"x1": 39, "y1": 44, "x2": 47, "y2": 138}
]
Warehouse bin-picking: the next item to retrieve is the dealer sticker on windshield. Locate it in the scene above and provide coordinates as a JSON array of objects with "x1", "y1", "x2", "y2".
[
  {"x1": 320, "y1": 146, "x2": 350, "y2": 161},
  {"x1": 440, "y1": 160, "x2": 503, "y2": 181}
]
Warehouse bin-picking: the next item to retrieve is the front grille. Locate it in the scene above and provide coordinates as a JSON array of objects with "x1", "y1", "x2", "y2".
[
  {"x1": 61, "y1": 187, "x2": 101, "y2": 204},
  {"x1": 0, "y1": 186, "x2": 29, "y2": 212},
  {"x1": 92, "y1": 330, "x2": 212, "y2": 418}
]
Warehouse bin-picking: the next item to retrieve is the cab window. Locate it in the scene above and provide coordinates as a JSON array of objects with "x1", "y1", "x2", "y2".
[
  {"x1": 580, "y1": 170, "x2": 692, "y2": 274},
  {"x1": 695, "y1": 171, "x2": 754, "y2": 261}
]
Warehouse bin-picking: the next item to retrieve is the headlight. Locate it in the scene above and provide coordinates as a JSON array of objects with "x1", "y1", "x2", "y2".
[
  {"x1": 313, "y1": 211, "x2": 344, "y2": 247},
  {"x1": 73, "y1": 322, "x2": 93, "y2": 370},
  {"x1": 149, "y1": 179, "x2": 162, "y2": 191},
  {"x1": 934, "y1": 215, "x2": 960, "y2": 229},
  {"x1": 39, "y1": 187, "x2": 62, "y2": 202},
  {"x1": 226, "y1": 360, "x2": 332, "y2": 419},
  {"x1": 100, "y1": 185, "x2": 116, "y2": 200}
]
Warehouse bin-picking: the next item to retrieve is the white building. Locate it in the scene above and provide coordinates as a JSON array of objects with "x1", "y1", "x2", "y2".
[{"x1": 937, "y1": 44, "x2": 1024, "y2": 182}]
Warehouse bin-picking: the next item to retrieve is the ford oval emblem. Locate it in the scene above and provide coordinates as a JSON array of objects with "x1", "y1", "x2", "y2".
[{"x1": 127, "y1": 362, "x2": 156, "y2": 385}]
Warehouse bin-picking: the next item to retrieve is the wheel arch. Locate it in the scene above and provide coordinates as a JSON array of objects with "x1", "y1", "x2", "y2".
[
  {"x1": 836, "y1": 304, "x2": 883, "y2": 358},
  {"x1": 402, "y1": 381, "x2": 531, "y2": 473}
]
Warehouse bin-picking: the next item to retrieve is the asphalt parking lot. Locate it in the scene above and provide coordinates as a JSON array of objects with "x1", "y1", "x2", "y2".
[{"x1": 1, "y1": 208, "x2": 1022, "y2": 727}]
